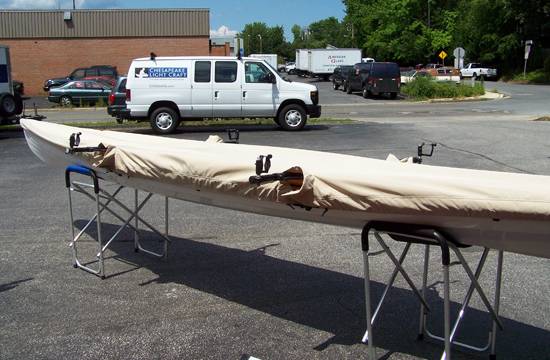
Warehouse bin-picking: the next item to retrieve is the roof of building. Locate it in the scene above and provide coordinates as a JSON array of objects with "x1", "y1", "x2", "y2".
[{"x1": 0, "y1": 9, "x2": 209, "y2": 38}]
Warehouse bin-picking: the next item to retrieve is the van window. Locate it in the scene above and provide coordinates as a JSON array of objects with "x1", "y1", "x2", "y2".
[
  {"x1": 195, "y1": 61, "x2": 211, "y2": 82},
  {"x1": 118, "y1": 78, "x2": 127, "y2": 92},
  {"x1": 215, "y1": 61, "x2": 238, "y2": 83},
  {"x1": 371, "y1": 63, "x2": 400, "y2": 77},
  {"x1": 245, "y1": 62, "x2": 271, "y2": 83}
]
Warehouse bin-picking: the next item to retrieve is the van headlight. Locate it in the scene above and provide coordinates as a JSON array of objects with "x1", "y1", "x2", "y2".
[{"x1": 310, "y1": 90, "x2": 319, "y2": 105}]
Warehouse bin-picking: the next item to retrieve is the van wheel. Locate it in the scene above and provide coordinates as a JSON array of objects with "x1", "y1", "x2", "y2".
[
  {"x1": 150, "y1": 107, "x2": 180, "y2": 134},
  {"x1": 332, "y1": 81, "x2": 339, "y2": 90},
  {"x1": 346, "y1": 84, "x2": 352, "y2": 94},
  {"x1": 390, "y1": 92, "x2": 398, "y2": 99},
  {"x1": 0, "y1": 94, "x2": 17, "y2": 117},
  {"x1": 279, "y1": 104, "x2": 306, "y2": 131}
]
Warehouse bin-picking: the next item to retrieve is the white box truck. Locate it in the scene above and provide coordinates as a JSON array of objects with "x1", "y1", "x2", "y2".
[
  {"x1": 249, "y1": 54, "x2": 278, "y2": 70},
  {"x1": 124, "y1": 55, "x2": 321, "y2": 134},
  {"x1": 307, "y1": 48, "x2": 362, "y2": 79},
  {"x1": 295, "y1": 49, "x2": 310, "y2": 76},
  {"x1": 0, "y1": 45, "x2": 23, "y2": 124}
]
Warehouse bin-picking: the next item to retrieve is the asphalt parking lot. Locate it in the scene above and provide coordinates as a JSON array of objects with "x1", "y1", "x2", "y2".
[{"x1": 1, "y1": 114, "x2": 550, "y2": 359}]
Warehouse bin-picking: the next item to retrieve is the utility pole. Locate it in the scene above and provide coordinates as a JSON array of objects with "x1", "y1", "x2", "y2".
[
  {"x1": 257, "y1": 34, "x2": 263, "y2": 53},
  {"x1": 73, "y1": 0, "x2": 76, "y2": 9}
]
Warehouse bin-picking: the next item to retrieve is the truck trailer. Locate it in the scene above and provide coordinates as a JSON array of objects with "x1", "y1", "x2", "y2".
[
  {"x1": 249, "y1": 54, "x2": 278, "y2": 70},
  {"x1": 295, "y1": 48, "x2": 362, "y2": 80},
  {"x1": 295, "y1": 49, "x2": 310, "y2": 77}
]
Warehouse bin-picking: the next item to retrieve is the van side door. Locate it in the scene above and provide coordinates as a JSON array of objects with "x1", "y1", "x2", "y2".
[
  {"x1": 191, "y1": 60, "x2": 213, "y2": 117},
  {"x1": 213, "y1": 60, "x2": 242, "y2": 117},
  {"x1": 241, "y1": 61, "x2": 277, "y2": 117}
]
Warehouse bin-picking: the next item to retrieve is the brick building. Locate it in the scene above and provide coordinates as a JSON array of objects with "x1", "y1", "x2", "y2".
[{"x1": 0, "y1": 9, "x2": 210, "y2": 95}]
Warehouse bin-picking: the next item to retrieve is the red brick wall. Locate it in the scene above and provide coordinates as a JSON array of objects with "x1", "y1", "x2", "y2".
[
  {"x1": 209, "y1": 42, "x2": 231, "y2": 56},
  {"x1": 1, "y1": 36, "x2": 209, "y2": 95}
]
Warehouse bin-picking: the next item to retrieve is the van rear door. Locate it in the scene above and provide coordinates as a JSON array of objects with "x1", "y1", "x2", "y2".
[
  {"x1": 191, "y1": 60, "x2": 213, "y2": 117},
  {"x1": 213, "y1": 60, "x2": 242, "y2": 117},
  {"x1": 370, "y1": 63, "x2": 400, "y2": 93}
]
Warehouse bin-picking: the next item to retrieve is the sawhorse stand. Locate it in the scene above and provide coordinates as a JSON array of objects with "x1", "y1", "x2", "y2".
[
  {"x1": 361, "y1": 221, "x2": 504, "y2": 360},
  {"x1": 65, "y1": 165, "x2": 170, "y2": 278}
]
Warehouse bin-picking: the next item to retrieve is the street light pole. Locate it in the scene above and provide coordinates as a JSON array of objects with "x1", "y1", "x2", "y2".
[{"x1": 257, "y1": 34, "x2": 263, "y2": 53}]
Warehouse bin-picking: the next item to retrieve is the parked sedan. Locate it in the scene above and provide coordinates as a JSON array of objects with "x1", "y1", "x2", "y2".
[{"x1": 48, "y1": 80, "x2": 112, "y2": 107}]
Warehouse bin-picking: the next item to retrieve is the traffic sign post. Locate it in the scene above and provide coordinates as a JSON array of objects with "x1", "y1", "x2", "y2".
[
  {"x1": 524, "y1": 40, "x2": 533, "y2": 77},
  {"x1": 438, "y1": 50, "x2": 447, "y2": 66},
  {"x1": 453, "y1": 47, "x2": 465, "y2": 69}
]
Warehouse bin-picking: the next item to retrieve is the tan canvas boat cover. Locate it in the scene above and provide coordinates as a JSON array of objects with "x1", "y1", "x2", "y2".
[{"x1": 21, "y1": 120, "x2": 550, "y2": 222}]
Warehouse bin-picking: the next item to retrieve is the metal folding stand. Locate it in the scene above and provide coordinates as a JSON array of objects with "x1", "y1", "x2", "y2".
[
  {"x1": 65, "y1": 165, "x2": 170, "y2": 278},
  {"x1": 361, "y1": 221, "x2": 504, "y2": 360}
]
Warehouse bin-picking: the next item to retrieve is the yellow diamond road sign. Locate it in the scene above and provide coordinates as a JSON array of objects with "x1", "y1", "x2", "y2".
[{"x1": 439, "y1": 51, "x2": 448, "y2": 60}]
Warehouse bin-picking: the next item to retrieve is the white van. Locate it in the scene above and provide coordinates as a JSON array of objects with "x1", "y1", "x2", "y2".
[
  {"x1": 0, "y1": 45, "x2": 23, "y2": 124},
  {"x1": 125, "y1": 56, "x2": 321, "y2": 134}
]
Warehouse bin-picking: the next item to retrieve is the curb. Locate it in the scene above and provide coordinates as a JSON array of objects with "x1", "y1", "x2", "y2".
[{"x1": 424, "y1": 91, "x2": 506, "y2": 103}]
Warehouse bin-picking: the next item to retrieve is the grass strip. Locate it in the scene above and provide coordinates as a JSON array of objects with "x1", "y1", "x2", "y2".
[
  {"x1": 60, "y1": 117, "x2": 355, "y2": 129},
  {"x1": 402, "y1": 77, "x2": 485, "y2": 100}
]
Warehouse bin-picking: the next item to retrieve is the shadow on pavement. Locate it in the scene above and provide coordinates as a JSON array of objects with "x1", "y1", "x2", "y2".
[
  {"x1": 75, "y1": 221, "x2": 550, "y2": 359},
  {"x1": 0, "y1": 278, "x2": 33, "y2": 293}
]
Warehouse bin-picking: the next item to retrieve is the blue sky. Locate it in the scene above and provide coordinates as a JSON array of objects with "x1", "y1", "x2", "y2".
[{"x1": 1, "y1": 0, "x2": 347, "y2": 40}]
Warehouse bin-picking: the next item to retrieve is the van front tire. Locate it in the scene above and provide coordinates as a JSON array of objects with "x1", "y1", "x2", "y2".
[
  {"x1": 150, "y1": 107, "x2": 180, "y2": 134},
  {"x1": 279, "y1": 104, "x2": 306, "y2": 131}
]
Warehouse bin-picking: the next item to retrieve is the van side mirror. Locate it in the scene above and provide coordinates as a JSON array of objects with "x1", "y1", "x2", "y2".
[{"x1": 270, "y1": 73, "x2": 277, "y2": 84}]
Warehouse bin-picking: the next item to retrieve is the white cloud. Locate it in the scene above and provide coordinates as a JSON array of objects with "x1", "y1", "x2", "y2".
[
  {"x1": 0, "y1": 0, "x2": 115, "y2": 9},
  {"x1": 210, "y1": 25, "x2": 238, "y2": 37}
]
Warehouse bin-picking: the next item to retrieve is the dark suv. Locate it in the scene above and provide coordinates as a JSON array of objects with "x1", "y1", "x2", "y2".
[
  {"x1": 331, "y1": 65, "x2": 354, "y2": 90},
  {"x1": 107, "y1": 76, "x2": 128, "y2": 122},
  {"x1": 43, "y1": 65, "x2": 118, "y2": 91},
  {"x1": 345, "y1": 62, "x2": 400, "y2": 99}
]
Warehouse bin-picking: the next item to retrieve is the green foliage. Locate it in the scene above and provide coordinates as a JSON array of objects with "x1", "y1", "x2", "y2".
[
  {"x1": 343, "y1": 0, "x2": 550, "y2": 72},
  {"x1": 402, "y1": 77, "x2": 485, "y2": 99},
  {"x1": 239, "y1": 0, "x2": 549, "y2": 69},
  {"x1": 544, "y1": 57, "x2": 550, "y2": 75},
  {"x1": 240, "y1": 22, "x2": 289, "y2": 58},
  {"x1": 511, "y1": 70, "x2": 550, "y2": 84},
  {"x1": 291, "y1": 18, "x2": 353, "y2": 51}
]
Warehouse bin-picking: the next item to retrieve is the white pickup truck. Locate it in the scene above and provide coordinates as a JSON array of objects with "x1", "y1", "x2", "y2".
[{"x1": 460, "y1": 63, "x2": 497, "y2": 80}]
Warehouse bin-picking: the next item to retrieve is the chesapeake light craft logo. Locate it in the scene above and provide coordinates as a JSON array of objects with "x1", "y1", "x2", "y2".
[{"x1": 135, "y1": 67, "x2": 188, "y2": 79}]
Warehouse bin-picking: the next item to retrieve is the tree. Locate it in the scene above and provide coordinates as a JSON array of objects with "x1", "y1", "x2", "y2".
[{"x1": 240, "y1": 22, "x2": 290, "y2": 58}]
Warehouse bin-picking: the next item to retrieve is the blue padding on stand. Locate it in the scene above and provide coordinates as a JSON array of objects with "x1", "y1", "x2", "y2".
[
  {"x1": 65, "y1": 164, "x2": 99, "y2": 193},
  {"x1": 66, "y1": 164, "x2": 93, "y2": 176}
]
